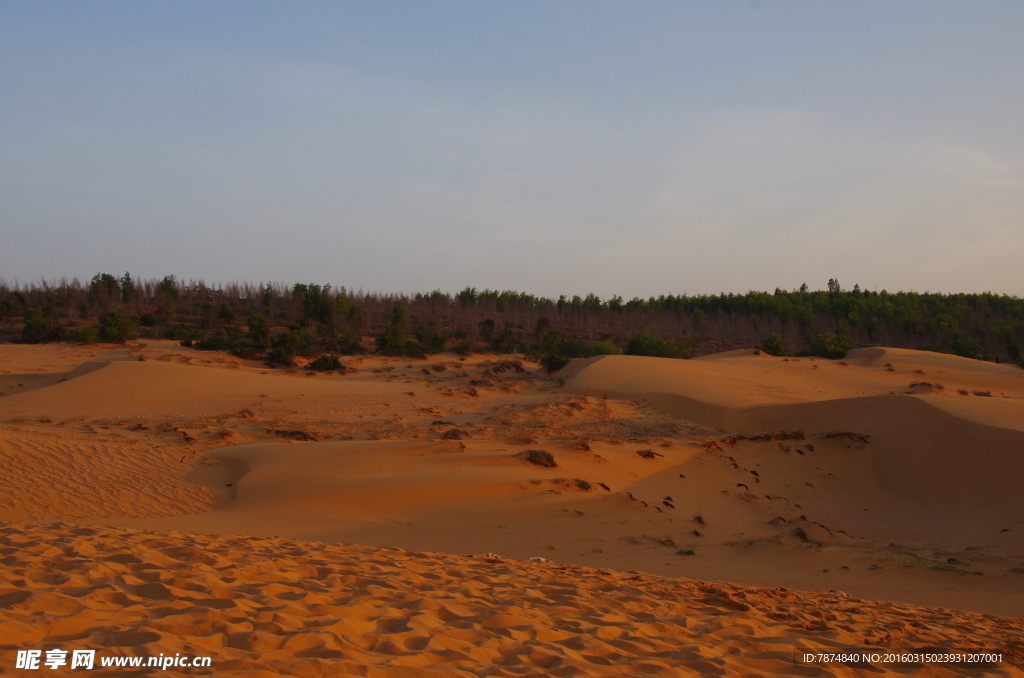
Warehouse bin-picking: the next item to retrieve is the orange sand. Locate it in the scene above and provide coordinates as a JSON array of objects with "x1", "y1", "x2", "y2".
[
  {"x1": 2, "y1": 340, "x2": 1023, "y2": 675},
  {"x1": 2, "y1": 523, "x2": 1022, "y2": 677}
]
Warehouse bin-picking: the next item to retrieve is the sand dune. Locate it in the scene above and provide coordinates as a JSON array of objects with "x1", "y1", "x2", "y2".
[
  {"x1": 562, "y1": 352, "x2": 1024, "y2": 508},
  {"x1": 2, "y1": 340, "x2": 1024, "y2": 673}
]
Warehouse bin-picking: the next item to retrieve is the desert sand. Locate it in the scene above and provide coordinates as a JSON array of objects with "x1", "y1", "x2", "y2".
[{"x1": 2, "y1": 340, "x2": 1023, "y2": 675}]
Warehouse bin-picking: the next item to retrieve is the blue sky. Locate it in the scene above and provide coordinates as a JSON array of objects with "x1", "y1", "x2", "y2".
[{"x1": 2, "y1": 1, "x2": 1022, "y2": 297}]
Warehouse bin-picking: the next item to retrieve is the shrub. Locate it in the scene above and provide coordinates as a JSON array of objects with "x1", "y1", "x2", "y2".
[
  {"x1": 761, "y1": 332, "x2": 787, "y2": 357},
  {"x1": 808, "y1": 332, "x2": 851, "y2": 359},
  {"x1": 414, "y1": 323, "x2": 448, "y2": 354},
  {"x1": 69, "y1": 326, "x2": 98, "y2": 345},
  {"x1": 263, "y1": 326, "x2": 319, "y2": 366},
  {"x1": 20, "y1": 307, "x2": 57, "y2": 343},
  {"x1": 194, "y1": 335, "x2": 230, "y2": 351},
  {"x1": 540, "y1": 354, "x2": 571, "y2": 373},
  {"x1": 229, "y1": 342, "x2": 259, "y2": 359},
  {"x1": 375, "y1": 303, "x2": 423, "y2": 357},
  {"x1": 246, "y1": 313, "x2": 270, "y2": 346},
  {"x1": 138, "y1": 313, "x2": 156, "y2": 327},
  {"x1": 451, "y1": 340, "x2": 481, "y2": 357},
  {"x1": 288, "y1": 326, "x2": 319, "y2": 356},
  {"x1": 531, "y1": 329, "x2": 589, "y2": 360},
  {"x1": 266, "y1": 345, "x2": 296, "y2": 366},
  {"x1": 489, "y1": 327, "x2": 517, "y2": 353},
  {"x1": 478, "y1": 318, "x2": 496, "y2": 342},
  {"x1": 322, "y1": 328, "x2": 362, "y2": 355},
  {"x1": 99, "y1": 310, "x2": 136, "y2": 343},
  {"x1": 589, "y1": 340, "x2": 623, "y2": 356},
  {"x1": 307, "y1": 354, "x2": 343, "y2": 372},
  {"x1": 165, "y1": 323, "x2": 196, "y2": 345},
  {"x1": 949, "y1": 338, "x2": 982, "y2": 359},
  {"x1": 88, "y1": 273, "x2": 119, "y2": 305},
  {"x1": 625, "y1": 331, "x2": 692, "y2": 359},
  {"x1": 375, "y1": 303, "x2": 408, "y2": 355}
]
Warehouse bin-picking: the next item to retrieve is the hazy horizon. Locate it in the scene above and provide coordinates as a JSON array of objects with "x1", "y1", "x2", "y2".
[{"x1": 3, "y1": 2, "x2": 1022, "y2": 298}]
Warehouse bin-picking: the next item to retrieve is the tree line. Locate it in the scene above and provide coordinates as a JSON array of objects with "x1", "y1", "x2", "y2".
[{"x1": 1, "y1": 275, "x2": 1021, "y2": 367}]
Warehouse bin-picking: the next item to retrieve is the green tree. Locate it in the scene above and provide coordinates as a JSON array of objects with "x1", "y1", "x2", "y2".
[
  {"x1": 88, "y1": 273, "x2": 119, "y2": 306},
  {"x1": 156, "y1": 275, "x2": 179, "y2": 322},
  {"x1": 761, "y1": 332, "x2": 787, "y2": 356},
  {"x1": 589, "y1": 340, "x2": 623, "y2": 356},
  {"x1": 414, "y1": 323, "x2": 448, "y2": 353},
  {"x1": 100, "y1": 309, "x2": 136, "y2": 343},
  {"x1": 809, "y1": 332, "x2": 851, "y2": 359},
  {"x1": 626, "y1": 331, "x2": 692, "y2": 359},
  {"x1": 375, "y1": 303, "x2": 410, "y2": 355},
  {"x1": 21, "y1": 307, "x2": 56, "y2": 343},
  {"x1": 949, "y1": 337, "x2": 982, "y2": 359},
  {"x1": 246, "y1": 313, "x2": 271, "y2": 346},
  {"x1": 299, "y1": 283, "x2": 334, "y2": 324},
  {"x1": 119, "y1": 272, "x2": 135, "y2": 303},
  {"x1": 69, "y1": 326, "x2": 98, "y2": 344}
]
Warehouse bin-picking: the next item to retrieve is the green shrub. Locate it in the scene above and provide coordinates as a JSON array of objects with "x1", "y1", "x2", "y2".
[
  {"x1": 69, "y1": 326, "x2": 98, "y2": 345},
  {"x1": 287, "y1": 326, "x2": 319, "y2": 356},
  {"x1": 165, "y1": 323, "x2": 196, "y2": 345},
  {"x1": 414, "y1": 323, "x2": 448, "y2": 354},
  {"x1": 99, "y1": 310, "x2": 136, "y2": 343},
  {"x1": 808, "y1": 332, "x2": 851, "y2": 359},
  {"x1": 194, "y1": 335, "x2": 229, "y2": 351},
  {"x1": 375, "y1": 303, "x2": 407, "y2": 355},
  {"x1": 531, "y1": 329, "x2": 589, "y2": 359},
  {"x1": 625, "y1": 331, "x2": 692, "y2": 359},
  {"x1": 375, "y1": 303, "x2": 423, "y2": 357},
  {"x1": 20, "y1": 307, "x2": 57, "y2": 344},
  {"x1": 589, "y1": 340, "x2": 623, "y2": 356},
  {"x1": 451, "y1": 340, "x2": 481, "y2": 357},
  {"x1": 489, "y1": 327, "x2": 517, "y2": 353},
  {"x1": 229, "y1": 342, "x2": 259, "y2": 359},
  {"x1": 321, "y1": 328, "x2": 362, "y2": 355},
  {"x1": 246, "y1": 313, "x2": 270, "y2": 346},
  {"x1": 264, "y1": 325, "x2": 320, "y2": 366},
  {"x1": 478, "y1": 318, "x2": 496, "y2": 342},
  {"x1": 541, "y1": 354, "x2": 571, "y2": 373},
  {"x1": 88, "y1": 273, "x2": 119, "y2": 305},
  {"x1": 307, "y1": 354, "x2": 343, "y2": 372},
  {"x1": 266, "y1": 345, "x2": 296, "y2": 366},
  {"x1": 761, "y1": 332, "x2": 787, "y2": 357},
  {"x1": 139, "y1": 313, "x2": 156, "y2": 327},
  {"x1": 949, "y1": 338, "x2": 982, "y2": 359}
]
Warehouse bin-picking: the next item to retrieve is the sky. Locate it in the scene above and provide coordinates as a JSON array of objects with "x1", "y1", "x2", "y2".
[{"x1": 2, "y1": 1, "x2": 1022, "y2": 298}]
